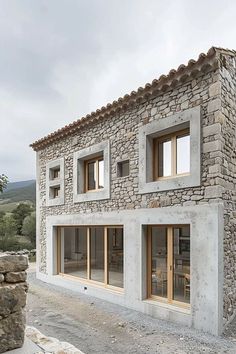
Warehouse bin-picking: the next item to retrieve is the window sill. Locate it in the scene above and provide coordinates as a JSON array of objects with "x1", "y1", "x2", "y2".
[
  {"x1": 143, "y1": 298, "x2": 191, "y2": 314},
  {"x1": 73, "y1": 189, "x2": 110, "y2": 203},
  {"x1": 139, "y1": 173, "x2": 200, "y2": 194},
  {"x1": 58, "y1": 273, "x2": 124, "y2": 294}
]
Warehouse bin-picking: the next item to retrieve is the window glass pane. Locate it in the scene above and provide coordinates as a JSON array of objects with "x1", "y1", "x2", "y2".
[
  {"x1": 151, "y1": 227, "x2": 167, "y2": 298},
  {"x1": 177, "y1": 134, "x2": 190, "y2": 174},
  {"x1": 64, "y1": 227, "x2": 87, "y2": 279},
  {"x1": 98, "y1": 160, "x2": 104, "y2": 189},
  {"x1": 118, "y1": 161, "x2": 129, "y2": 177},
  {"x1": 158, "y1": 140, "x2": 171, "y2": 177},
  {"x1": 88, "y1": 161, "x2": 96, "y2": 190},
  {"x1": 90, "y1": 227, "x2": 104, "y2": 283},
  {"x1": 173, "y1": 226, "x2": 190, "y2": 303},
  {"x1": 108, "y1": 228, "x2": 123, "y2": 288}
]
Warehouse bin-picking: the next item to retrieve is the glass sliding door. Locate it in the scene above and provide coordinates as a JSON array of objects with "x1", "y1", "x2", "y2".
[
  {"x1": 107, "y1": 227, "x2": 123, "y2": 288},
  {"x1": 150, "y1": 227, "x2": 167, "y2": 298},
  {"x1": 148, "y1": 225, "x2": 190, "y2": 306},
  {"x1": 59, "y1": 226, "x2": 124, "y2": 290},
  {"x1": 90, "y1": 227, "x2": 104, "y2": 283},
  {"x1": 64, "y1": 227, "x2": 87, "y2": 278},
  {"x1": 173, "y1": 226, "x2": 190, "y2": 303}
]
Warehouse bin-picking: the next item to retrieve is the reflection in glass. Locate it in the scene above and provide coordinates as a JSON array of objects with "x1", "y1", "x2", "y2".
[
  {"x1": 88, "y1": 161, "x2": 96, "y2": 190},
  {"x1": 177, "y1": 134, "x2": 190, "y2": 174},
  {"x1": 90, "y1": 227, "x2": 104, "y2": 283},
  {"x1": 98, "y1": 160, "x2": 104, "y2": 188},
  {"x1": 108, "y1": 228, "x2": 123, "y2": 288},
  {"x1": 158, "y1": 140, "x2": 172, "y2": 177},
  {"x1": 173, "y1": 226, "x2": 190, "y2": 303},
  {"x1": 151, "y1": 227, "x2": 167, "y2": 298},
  {"x1": 64, "y1": 227, "x2": 87, "y2": 278}
]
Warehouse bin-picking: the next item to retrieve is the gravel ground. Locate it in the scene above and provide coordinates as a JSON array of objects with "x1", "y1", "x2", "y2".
[{"x1": 26, "y1": 266, "x2": 236, "y2": 354}]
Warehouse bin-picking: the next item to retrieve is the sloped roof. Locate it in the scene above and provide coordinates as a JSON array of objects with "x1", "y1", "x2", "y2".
[{"x1": 30, "y1": 46, "x2": 235, "y2": 151}]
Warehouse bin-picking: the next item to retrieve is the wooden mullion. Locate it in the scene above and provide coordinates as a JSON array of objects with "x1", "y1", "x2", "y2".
[
  {"x1": 96, "y1": 159, "x2": 99, "y2": 190},
  {"x1": 57, "y1": 227, "x2": 61, "y2": 274},
  {"x1": 147, "y1": 226, "x2": 152, "y2": 298},
  {"x1": 104, "y1": 227, "x2": 108, "y2": 285},
  {"x1": 87, "y1": 227, "x2": 91, "y2": 280},
  {"x1": 171, "y1": 136, "x2": 177, "y2": 176},
  {"x1": 167, "y1": 227, "x2": 173, "y2": 302}
]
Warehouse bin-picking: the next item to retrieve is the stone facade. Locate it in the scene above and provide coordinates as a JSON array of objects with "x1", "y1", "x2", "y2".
[
  {"x1": 0, "y1": 254, "x2": 28, "y2": 353},
  {"x1": 33, "y1": 48, "x2": 236, "y2": 334}
]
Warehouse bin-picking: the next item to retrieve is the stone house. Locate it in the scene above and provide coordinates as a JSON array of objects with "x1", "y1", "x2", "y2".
[{"x1": 31, "y1": 47, "x2": 236, "y2": 336}]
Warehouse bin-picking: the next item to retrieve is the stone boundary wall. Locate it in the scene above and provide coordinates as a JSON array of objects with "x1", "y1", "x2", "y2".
[{"x1": 0, "y1": 254, "x2": 28, "y2": 353}]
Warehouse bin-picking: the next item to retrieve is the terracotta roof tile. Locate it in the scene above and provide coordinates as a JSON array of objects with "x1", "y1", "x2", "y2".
[{"x1": 30, "y1": 46, "x2": 235, "y2": 151}]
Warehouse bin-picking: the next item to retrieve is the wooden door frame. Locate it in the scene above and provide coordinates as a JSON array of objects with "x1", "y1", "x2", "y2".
[{"x1": 147, "y1": 225, "x2": 190, "y2": 308}]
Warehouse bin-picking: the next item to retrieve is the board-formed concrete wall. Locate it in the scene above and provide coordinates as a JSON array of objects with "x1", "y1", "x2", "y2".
[{"x1": 0, "y1": 254, "x2": 28, "y2": 353}]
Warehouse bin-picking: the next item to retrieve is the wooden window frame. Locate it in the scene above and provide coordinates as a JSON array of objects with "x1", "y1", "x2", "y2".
[
  {"x1": 53, "y1": 168, "x2": 60, "y2": 179},
  {"x1": 84, "y1": 156, "x2": 104, "y2": 192},
  {"x1": 53, "y1": 186, "x2": 60, "y2": 198},
  {"x1": 147, "y1": 225, "x2": 190, "y2": 309},
  {"x1": 153, "y1": 129, "x2": 190, "y2": 181},
  {"x1": 57, "y1": 225, "x2": 124, "y2": 292}
]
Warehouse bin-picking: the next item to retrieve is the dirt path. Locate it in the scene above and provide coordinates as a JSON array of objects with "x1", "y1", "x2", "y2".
[{"x1": 26, "y1": 268, "x2": 236, "y2": 354}]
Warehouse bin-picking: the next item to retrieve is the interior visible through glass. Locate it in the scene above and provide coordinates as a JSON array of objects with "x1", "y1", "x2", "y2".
[
  {"x1": 177, "y1": 134, "x2": 190, "y2": 175},
  {"x1": 158, "y1": 140, "x2": 172, "y2": 177},
  {"x1": 88, "y1": 161, "x2": 96, "y2": 190},
  {"x1": 173, "y1": 226, "x2": 190, "y2": 303},
  {"x1": 90, "y1": 227, "x2": 104, "y2": 283},
  {"x1": 64, "y1": 227, "x2": 87, "y2": 278},
  {"x1": 151, "y1": 227, "x2": 167, "y2": 298},
  {"x1": 108, "y1": 228, "x2": 123, "y2": 288}
]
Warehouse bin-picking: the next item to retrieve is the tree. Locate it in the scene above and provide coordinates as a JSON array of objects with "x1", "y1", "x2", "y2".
[
  {"x1": 0, "y1": 174, "x2": 8, "y2": 193},
  {"x1": 0, "y1": 214, "x2": 17, "y2": 251},
  {"x1": 22, "y1": 212, "x2": 36, "y2": 247},
  {"x1": 12, "y1": 203, "x2": 33, "y2": 235}
]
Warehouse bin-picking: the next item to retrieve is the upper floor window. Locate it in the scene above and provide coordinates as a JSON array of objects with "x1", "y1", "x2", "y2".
[
  {"x1": 52, "y1": 167, "x2": 60, "y2": 180},
  {"x1": 153, "y1": 129, "x2": 190, "y2": 180},
  {"x1": 73, "y1": 140, "x2": 110, "y2": 203},
  {"x1": 138, "y1": 106, "x2": 201, "y2": 194},
  {"x1": 85, "y1": 156, "x2": 104, "y2": 191},
  {"x1": 46, "y1": 158, "x2": 64, "y2": 206}
]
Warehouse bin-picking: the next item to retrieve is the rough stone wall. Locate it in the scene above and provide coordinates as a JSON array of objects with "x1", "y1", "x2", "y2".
[
  {"x1": 37, "y1": 56, "x2": 234, "y2": 320},
  {"x1": 0, "y1": 254, "x2": 28, "y2": 353},
  {"x1": 218, "y1": 53, "x2": 236, "y2": 323}
]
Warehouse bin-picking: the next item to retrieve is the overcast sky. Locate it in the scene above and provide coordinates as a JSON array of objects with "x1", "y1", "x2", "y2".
[{"x1": 0, "y1": 0, "x2": 235, "y2": 182}]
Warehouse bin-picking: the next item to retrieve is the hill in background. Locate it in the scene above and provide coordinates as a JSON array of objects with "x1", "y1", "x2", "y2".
[{"x1": 0, "y1": 180, "x2": 36, "y2": 211}]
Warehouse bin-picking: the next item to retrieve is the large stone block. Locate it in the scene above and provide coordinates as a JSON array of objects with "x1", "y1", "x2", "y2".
[
  {"x1": 0, "y1": 310, "x2": 25, "y2": 353},
  {"x1": 202, "y1": 140, "x2": 222, "y2": 153},
  {"x1": 5, "y1": 271, "x2": 27, "y2": 283},
  {"x1": 204, "y1": 185, "x2": 224, "y2": 199},
  {"x1": 202, "y1": 123, "x2": 221, "y2": 137},
  {"x1": 0, "y1": 283, "x2": 27, "y2": 317},
  {"x1": 209, "y1": 82, "x2": 221, "y2": 97},
  {"x1": 0, "y1": 255, "x2": 28, "y2": 273},
  {"x1": 207, "y1": 98, "x2": 221, "y2": 113}
]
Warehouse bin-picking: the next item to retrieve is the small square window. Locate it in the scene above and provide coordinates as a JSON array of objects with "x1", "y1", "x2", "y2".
[
  {"x1": 53, "y1": 168, "x2": 60, "y2": 179},
  {"x1": 49, "y1": 186, "x2": 60, "y2": 199},
  {"x1": 46, "y1": 158, "x2": 64, "y2": 206},
  {"x1": 117, "y1": 160, "x2": 129, "y2": 177}
]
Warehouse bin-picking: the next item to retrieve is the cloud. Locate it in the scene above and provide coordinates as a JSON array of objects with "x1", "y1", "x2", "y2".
[{"x1": 0, "y1": 0, "x2": 235, "y2": 181}]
